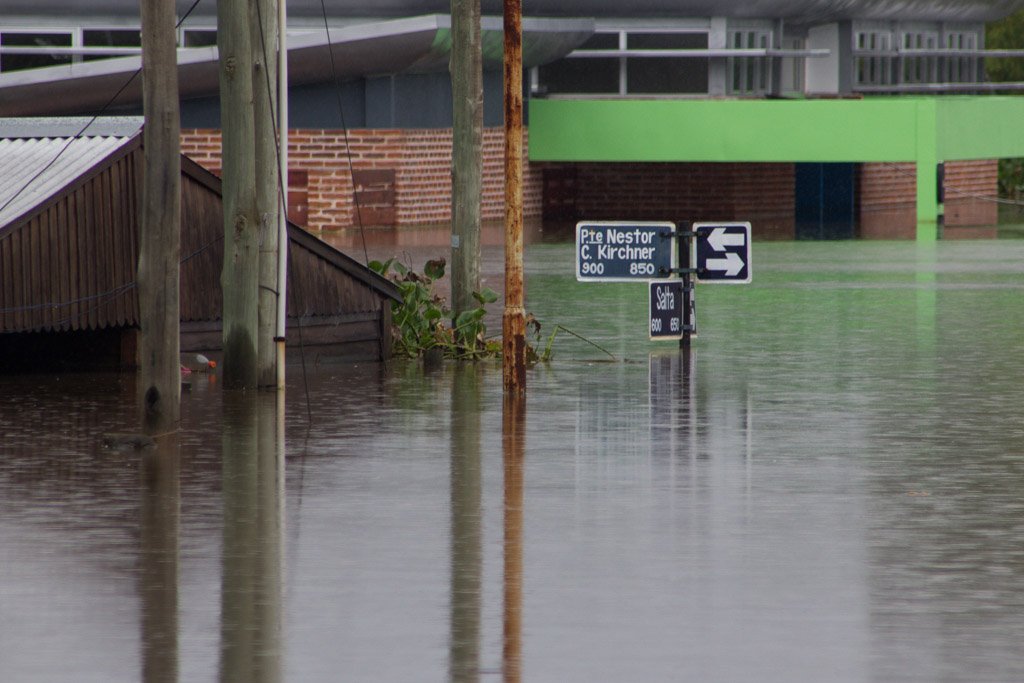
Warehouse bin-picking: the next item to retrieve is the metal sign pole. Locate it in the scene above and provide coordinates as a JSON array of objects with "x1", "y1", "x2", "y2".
[{"x1": 677, "y1": 221, "x2": 695, "y2": 348}]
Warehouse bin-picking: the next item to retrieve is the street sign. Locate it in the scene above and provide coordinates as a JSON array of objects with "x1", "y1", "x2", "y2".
[
  {"x1": 576, "y1": 221, "x2": 676, "y2": 282},
  {"x1": 692, "y1": 222, "x2": 751, "y2": 284},
  {"x1": 649, "y1": 279, "x2": 692, "y2": 340}
]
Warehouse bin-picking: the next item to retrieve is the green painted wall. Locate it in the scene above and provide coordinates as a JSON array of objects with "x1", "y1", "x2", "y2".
[
  {"x1": 528, "y1": 96, "x2": 1024, "y2": 240},
  {"x1": 936, "y1": 97, "x2": 1024, "y2": 161},
  {"x1": 530, "y1": 98, "x2": 919, "y2": 163},
  {"x1": 529, "y1": 96, "x2": 1024, "y2": 163}
]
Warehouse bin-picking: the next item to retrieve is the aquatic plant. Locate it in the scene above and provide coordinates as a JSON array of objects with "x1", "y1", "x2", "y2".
[{"x1": 370, "y1": 257, "x2": 505, "y2": 360}]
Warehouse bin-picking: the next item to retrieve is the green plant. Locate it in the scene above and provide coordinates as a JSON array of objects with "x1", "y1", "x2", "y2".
[
  {"x1": 370, "y1": 257, "x2": 503, "y2": 360},
  {"x1": 998, "y1": 158, "x2": 1024, "y2": 213}
]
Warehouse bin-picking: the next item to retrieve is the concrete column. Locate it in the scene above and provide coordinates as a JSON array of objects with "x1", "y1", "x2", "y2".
[
  {"x1": 708, "y1": 17, "x2": 728, "y2": 96},
  {"x1": 914, "y1": 99, "x2": 939, "y2": 240}
]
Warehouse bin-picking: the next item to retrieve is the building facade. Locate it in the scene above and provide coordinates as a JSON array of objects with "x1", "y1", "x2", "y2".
[{"x1": 2, "y1": 0, "x2": 1024, "y2": 239}]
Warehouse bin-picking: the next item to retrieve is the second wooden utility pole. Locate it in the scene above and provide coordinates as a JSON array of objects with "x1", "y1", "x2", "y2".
[
  {"x1": 450, "y1": 0, "x2": 483, "y2": 320},
  {"x1": 253, "y1": 0, "x2": 280, "y2": 389},
  {"x1": 138, "y1": 0, "x2": 181, "y2": 433},
  {"x1": 219, "y1": 0, "x2": 260, "y2": 390}
]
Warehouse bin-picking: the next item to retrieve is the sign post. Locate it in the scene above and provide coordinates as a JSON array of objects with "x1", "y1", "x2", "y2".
[{"x1": 575, "y1": 219, "x2": 750, "y2": 344}]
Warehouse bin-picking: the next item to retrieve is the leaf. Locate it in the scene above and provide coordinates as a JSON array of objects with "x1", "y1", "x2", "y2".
[
  {"x1": 472, "y1": 287, "x2": 499, "y2": 305},
  {"x1": 424, "y1": 258, "x2": 446, "y2": 280}
]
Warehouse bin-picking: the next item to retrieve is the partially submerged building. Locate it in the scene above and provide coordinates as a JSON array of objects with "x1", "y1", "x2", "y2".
[
  {"x1": 2, "y1": 1, "x2": 1024, "y2": 239},
  {"x1": 0, "y1": 118, "x2": 399, "y2": 372}
]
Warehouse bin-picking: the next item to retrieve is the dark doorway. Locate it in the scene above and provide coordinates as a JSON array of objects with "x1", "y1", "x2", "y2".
[{"x1": 795, "y1": 163, "x2": 856, "y2": 239}]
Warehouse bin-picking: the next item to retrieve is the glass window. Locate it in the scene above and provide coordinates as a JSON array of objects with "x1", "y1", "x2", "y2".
[
  {"x1": 854, "y1": 30, "x2": 893, "y2": 87},
  {"x1": 183, "y1": 30, "x2": 218, "y2": 48},
  {"x1": 0, "y1": 32, "x2": 72, "y2": 72},
  {"x1": 900, "y1": 31, "x2": 938, "y2": 84},
  {"x1": 944, "y1": 31, "x2": 978, "y2": 83},
  {"x1": 626, "y1": 33, "x2": 708, "y2": 95},
  {"x1": 82, "y1": 29, "x2": 141, "y2": 62},
  {"x1": 537, "y1": 32, "x2": 620, "y2": 95},
  {"x1": 728, "y1": 29, "x2": 770, "y2": 95}
]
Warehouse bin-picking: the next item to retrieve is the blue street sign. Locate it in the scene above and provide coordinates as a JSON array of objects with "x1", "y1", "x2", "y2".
[
  {"x1": 649, "y1": 279, "x2": 692, "y2": 341},
  {"x1": 692, "y1": 222, "x2": 752, "y2": 284},
  {"x1": 576, "y1": 221, "x2": 676, "y2": 282}
]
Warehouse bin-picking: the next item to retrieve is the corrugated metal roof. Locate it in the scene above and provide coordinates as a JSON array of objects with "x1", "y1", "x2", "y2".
[{"x1": 0, "y1": 117, "x2": 142, "y2": 230}]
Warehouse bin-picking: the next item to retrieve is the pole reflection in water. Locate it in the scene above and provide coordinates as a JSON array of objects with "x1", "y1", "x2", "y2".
[
  {"x1": 219, "y1": 392, "x2": 284, "y2": 683},
  {"x1": 449, "y1": 366, "x2": 483, "y2": 683},
  {"x1": 502, "y1": 392, "x2": 525, "y2": 683},
  {"x1": 139, "y1": 436, "x2": 180, "y2": 683}
]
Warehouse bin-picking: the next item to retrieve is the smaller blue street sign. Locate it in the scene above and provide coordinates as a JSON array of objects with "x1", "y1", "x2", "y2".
[
  {"x1": 692, "y1": 222, "x2": 752, "y2": 284},
  {"x1": 649, "y1": 279, "x2": 691, "y2": 341},
  {"x1": 576, "y1": 221, "x2": 676, "y2": 282}
]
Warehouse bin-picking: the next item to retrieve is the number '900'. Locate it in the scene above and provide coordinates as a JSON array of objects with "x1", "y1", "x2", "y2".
[{"x1": 580, "y1": 261, "x2": 604, "y2": 275}]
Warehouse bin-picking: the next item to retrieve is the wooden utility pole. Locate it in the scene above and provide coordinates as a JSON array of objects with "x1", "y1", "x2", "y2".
[
  {"x1": 450, "y1": 0, "x2": 483, "y2": 319},
  {"x1": 219, "y1": 0, "x2": 260, "y2": 390},
  {"x1": 138, "y1": 0, "x2": 181, "y2": 433},
  {"x1": 253, "y1": 0, "x2": 280, "y2": 388},
  {"x1": 502, "y1": 0, "x2": 526, "y2": 394}
]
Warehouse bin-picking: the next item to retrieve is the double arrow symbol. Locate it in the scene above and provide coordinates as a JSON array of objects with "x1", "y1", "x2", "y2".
[{"x1": 704, "y1": 227, "x2": 746, "y2": 277}]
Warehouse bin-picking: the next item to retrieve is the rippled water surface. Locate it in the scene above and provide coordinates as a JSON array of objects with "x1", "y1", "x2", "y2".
[{"x1": 2, "y1": 238, "x2": 1024, "y2": 682}]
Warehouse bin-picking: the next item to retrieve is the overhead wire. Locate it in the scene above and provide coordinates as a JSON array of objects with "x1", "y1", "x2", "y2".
[
  {"x1": 0, "y1": 0, "x2": 206, "y2": 231},
  {"x1": 317, "y1": 0, "x2": 371, "y2": 267},
  {"x1": 253, "y1": 0, "x2": 314, "y2": 423}
]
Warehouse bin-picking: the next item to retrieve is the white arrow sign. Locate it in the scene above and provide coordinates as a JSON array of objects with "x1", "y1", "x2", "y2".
[
  {"x1": 707, "y1": 227, "x2": 746, "y2": 252},
  {"x1": 704, "y1": 251, "x2": 745, "y2": 277}
]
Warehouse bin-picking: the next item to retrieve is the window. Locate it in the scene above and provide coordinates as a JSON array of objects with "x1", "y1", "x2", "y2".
[
  {"x1": 82, "y1": 29, "x2": 141, "y2": 62},
  {"x1": 728, "y1": 29, "x2": 770, "y2": 95},
  {"x1": 626, "y1": 33, "x2": 708, "y2": 95},
  {"x1": 0, "y1": 31, "x2": 72, "y2": 72},
  {"x1": 538, "y1": 30, "x2": 709, "y2": 97},
  {"x1": 182, "y1": 29, "x2": 218, "y2": 48},
  {"x1": 944, "y1": 31, "x2": 978, "y2": 83},
  {"x1": 854, "y1": 30, "x2": 893, "y2": 87},
  {"x1": 537, "y1": 32, "x2": 619, "y2": 95},
  {"x1": 901, "y1": 31, "x2": 938, "y2": 84}
]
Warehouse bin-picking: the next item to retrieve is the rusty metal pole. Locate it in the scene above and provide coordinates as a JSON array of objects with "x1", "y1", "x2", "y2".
[{"x1": 502, "y1": 0, "x2": 526, "y2": 394}]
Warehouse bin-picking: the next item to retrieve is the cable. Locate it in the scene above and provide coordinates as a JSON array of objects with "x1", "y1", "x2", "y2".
[
  {"x1": 0, "y1": 233, "x2": 223, "y2": 332},
  {"x1": 254, "y1": 0, "x2": 314, "y2": 421},
  {"x1": 317, "y1": 0, "x2": 371, "y2": 267},
  {"x1": 880, "y1": 160, "x2": 1024, "y2": 206},
  {"x1": 0, "y1": 0, "x2": 206, "y2": 236},
  {"x1": 317, "y1": 0, "x2": 389, "y2": 364}
]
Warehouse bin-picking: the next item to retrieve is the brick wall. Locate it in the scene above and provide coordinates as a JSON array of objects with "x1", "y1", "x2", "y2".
[
  {"x1": 944, "y1": 159, "x2": 998, "y2": 228},
  {"x1": 538, "y1": 162, "x2": 795, "y2": 239},
  {"x1": 180, "y1": 127, "x2": 542, "y2": 231},
  {"x1": 858, "y1": 162, "x2": 917, "y2": 239},
  {"x1": 859, "y1": 160, "x2": 999, "y2": 239}
]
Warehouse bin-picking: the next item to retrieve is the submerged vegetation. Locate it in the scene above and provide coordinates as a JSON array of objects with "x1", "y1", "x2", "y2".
[{"x1": 370, "y1": 257, "x2": 555, "y2": 362}]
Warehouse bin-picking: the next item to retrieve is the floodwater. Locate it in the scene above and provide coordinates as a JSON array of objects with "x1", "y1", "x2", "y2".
[{"x1": 2, "y1": 237, "x2": 1024, "y2": 682}]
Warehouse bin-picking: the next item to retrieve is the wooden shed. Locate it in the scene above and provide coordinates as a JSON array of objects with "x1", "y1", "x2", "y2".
[{"x1": 0, "y1": 118, "x2": 399, "y2": 372}]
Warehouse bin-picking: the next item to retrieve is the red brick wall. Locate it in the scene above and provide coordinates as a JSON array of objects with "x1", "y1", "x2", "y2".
[
  {"x1": 944, "y1": 159, "x2": 998, "y2": 227},
  {"x1": 858, "y1": 162, "x2": 917, "y2": 239},
  {"x1": 859, "y1": 160, "x2": 999, "y2": 238},
  {"x1": 537, "y1": 162, "x2": 795, "y2": 240},
  {"x1": 180, "y1": 128, "x2": 542, "y2": 231}
]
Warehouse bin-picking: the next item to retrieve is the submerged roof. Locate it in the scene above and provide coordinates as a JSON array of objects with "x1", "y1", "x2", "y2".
[
  {"x1": 0, "y1": 118, "x2": 143, "y2": 229},
  {"x1": 0, "y1": 15, "x2": 594, "y2": 117}
]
